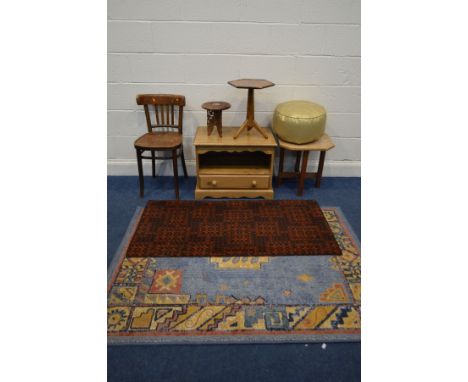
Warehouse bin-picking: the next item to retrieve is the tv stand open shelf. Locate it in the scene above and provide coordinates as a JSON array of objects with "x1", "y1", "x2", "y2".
[{"x1": 193, "y1": 126, "x2": 277, "y2": 199}]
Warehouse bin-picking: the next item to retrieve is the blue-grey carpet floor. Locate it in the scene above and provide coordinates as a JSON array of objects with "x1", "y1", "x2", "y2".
[{"x1": 108, "y1": 176, "x2": 360, "y2": 382}]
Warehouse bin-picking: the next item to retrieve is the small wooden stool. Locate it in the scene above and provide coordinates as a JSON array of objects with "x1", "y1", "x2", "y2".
[
  {"x1": 201, "y1": 101, "x2": 231, "y2": 137},
  {"x1": 277, "y1": 134, "x2": 335, "y2": 196}
]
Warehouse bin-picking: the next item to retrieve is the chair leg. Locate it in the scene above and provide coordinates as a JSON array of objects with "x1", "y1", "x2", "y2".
[
  {"x1": 151, "y1": 150, "x2": 156, "y2": 178},
  {"x1": 172, "y1": 149, "x2": 180, "y2": 200},
  {"x1": 298, "y1": 151, "x2": 309, "y2": 196},
  {"x1": 316, "y1": 150, "x2": 326, "y2": 188},
  {"x1": 180, "y1": 147, "x2": 188, "y2": 178},
  {"x1": 277, "y1": 147, "x2": 285, "y2": 186},
  {"x1": 136, "y1": 148, "x2": 144, "y2": 197},
  {"x1": 294, "y1": 151, "x2": 302, "y2": 173}
]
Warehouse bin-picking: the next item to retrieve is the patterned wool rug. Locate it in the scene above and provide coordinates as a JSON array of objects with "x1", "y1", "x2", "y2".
[
  {"x1": 125, "y1": 200, "x2": 342, "y2": 257},
  {"x1": 107, "y1": 205, "x2": 360, "y2": 345}
]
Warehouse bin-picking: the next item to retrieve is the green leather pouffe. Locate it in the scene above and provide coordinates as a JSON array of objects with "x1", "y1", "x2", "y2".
[{"x1": 272, "y1": 101, "x2": 327, "y2": 144}]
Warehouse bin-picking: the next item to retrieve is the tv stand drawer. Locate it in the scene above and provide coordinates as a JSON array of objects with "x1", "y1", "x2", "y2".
[{"x1": 199, "y1": 175, "x2": 269, "y2": 189}]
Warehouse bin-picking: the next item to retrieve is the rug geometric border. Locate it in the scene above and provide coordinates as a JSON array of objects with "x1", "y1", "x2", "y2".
[{"x1": 107, "y1": 205, "x2": 361, "y2": 345}]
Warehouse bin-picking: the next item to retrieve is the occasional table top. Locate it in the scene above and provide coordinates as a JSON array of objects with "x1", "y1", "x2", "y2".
[
  {"x1": 228, "y1": 79, "x2": 275, "y2": 89},
  {"x1": 194, "y1": 126, "x2": 277, "y2": 147},
  {"x1": 201, "y1": 101, "x2": 231, "y2": 111},
  {"x1": 278, "y1": 133, "x2": 335, "y2": 151}
]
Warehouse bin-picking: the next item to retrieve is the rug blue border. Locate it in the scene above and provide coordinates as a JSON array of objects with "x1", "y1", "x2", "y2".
[
  {"x1": 325, "y1": 206, "x2": 361, "y2": 247},
  {"x1": 107, "y1": 207, "x2": 144, "y2": 284},
  {"x1": 107, "y1": 205, "x2": 361, "y2": 346}
]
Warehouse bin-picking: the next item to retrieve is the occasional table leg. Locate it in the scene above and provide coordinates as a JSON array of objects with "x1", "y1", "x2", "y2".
[
  {"x1": 233, "y1": 88, "x2": 268, "y2": 139},
  {"x1": 207, "y1": 122, "x2": 215, "y2": 136},
  {"x1": 206, "y1": 110, "x2": 217, "y2": 136},
  {"x1": 246, "y1": 88, "x2": 254, "y2": 131},
  {"x1": 252, "y1": 121, "x2": 268, "y2": 138},
  {"x1": 216, "y1": 114, "x2": 223, "y2": 137},
  {"x1": 278, "y1": 147, "x2": 285, "y2": 186},
  {"x1": 298, "y1": 150, "x2": 309, "y2": 196},
  {"x1": 233, "y1": 120, "x2": 249, "y2": 139},
  {"x1": 316, "y1": 150, "x2": 326, "y2": 188},
  {"x1": 294, "y1": 151, "x2": 301, "y2": 173},
  {"x1": 172, "y1": 149, "x2": 180, "y2": 200},
  {"x1": 136, "y1": 149, "x2": 144, "y2": 197}
]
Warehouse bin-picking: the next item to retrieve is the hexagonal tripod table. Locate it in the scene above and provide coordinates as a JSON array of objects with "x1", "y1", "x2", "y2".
[{"x1": 228, "y1": 79, "x2": 275, "y2": 139}]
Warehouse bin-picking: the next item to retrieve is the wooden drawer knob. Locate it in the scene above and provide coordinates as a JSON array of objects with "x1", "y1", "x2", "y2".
[
  {"x1": 210, "y1": 180, "x2": 217, "y2": 187},
  {"x1": 252, "y1": 180, "x2": 257, "y2": 188}
]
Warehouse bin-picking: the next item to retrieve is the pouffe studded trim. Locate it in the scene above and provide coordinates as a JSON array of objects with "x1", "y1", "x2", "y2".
[{"x1": 273, "y1": 100, "x2": 327, "y2": 144}]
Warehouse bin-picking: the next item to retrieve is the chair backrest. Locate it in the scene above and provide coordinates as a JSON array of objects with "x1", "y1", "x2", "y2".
[{"x1": 136, "y1": 94, "x2": 186, "y2": 134}]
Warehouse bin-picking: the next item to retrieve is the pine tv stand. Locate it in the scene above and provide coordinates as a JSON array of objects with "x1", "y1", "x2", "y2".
[{"x1": 193, "y1": 126, "x2": 277, "y2": 199}]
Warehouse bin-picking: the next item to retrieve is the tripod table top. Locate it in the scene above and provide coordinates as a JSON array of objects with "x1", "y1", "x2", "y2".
[{"x1": 228, "y1": 79, "x2": 275, "y2": 89}]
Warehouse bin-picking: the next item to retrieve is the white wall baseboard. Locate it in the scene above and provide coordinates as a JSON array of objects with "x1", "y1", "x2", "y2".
[{"x1": 107, "y1": 159, "x2": 361, "y2": 177}]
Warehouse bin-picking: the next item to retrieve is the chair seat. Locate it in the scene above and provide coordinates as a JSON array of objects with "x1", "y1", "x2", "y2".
[{"x1": 134, "y1": 132, "x2": 182, "y2": 149}]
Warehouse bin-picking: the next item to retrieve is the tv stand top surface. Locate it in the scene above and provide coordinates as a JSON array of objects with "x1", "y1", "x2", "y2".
[{"x1": 194, "y1": 126, "x2": 277, "y2": 148}]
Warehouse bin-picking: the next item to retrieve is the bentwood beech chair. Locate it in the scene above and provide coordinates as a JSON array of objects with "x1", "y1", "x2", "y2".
[{"x1": 134, "y1": 94, "x2": 188, "y2": 199}]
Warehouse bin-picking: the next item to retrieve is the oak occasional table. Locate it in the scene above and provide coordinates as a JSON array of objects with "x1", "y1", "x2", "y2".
[
  {"x1": 277, "y1": 133, "x2": 335, "y2": 196},
  {"x1": 228, "y1": 79, "x2": 275, "y2": 139},
  {"x1": 194, "y1": 126, "x2": 277, "y2": 200}
]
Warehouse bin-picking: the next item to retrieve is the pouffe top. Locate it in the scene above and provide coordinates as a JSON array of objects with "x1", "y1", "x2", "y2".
[{"x1": 275, "y1": 100, "x2": 326, "y2": 120}]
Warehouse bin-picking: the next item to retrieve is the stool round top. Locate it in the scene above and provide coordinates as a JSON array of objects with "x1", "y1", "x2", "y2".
[
  {"x1": 275, "y1": 100, "x2": 326, "y2": 120},
  {"x1": 201, "y1": 101, "x2": 231, "y2": 111}
]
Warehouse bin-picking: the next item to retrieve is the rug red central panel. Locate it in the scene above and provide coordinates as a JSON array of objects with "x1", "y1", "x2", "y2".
[{"x1": 125, "y1": 200, "x2": 342, "y2": 257}]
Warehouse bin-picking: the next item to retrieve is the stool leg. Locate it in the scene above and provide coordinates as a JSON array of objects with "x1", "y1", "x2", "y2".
[
  {"x1": 136, "y1": 149, "x2": 144, "y2": 198},
  {"x1": 298, "y1": 151, "x2": 309, "y2": 196},
  {"x1": 151, "y1": 150, "x2": 156, "y2": 177},
  {"x1": 294, "y1": 151, "x2": 301, "y2": 173},
  {"x1": 277, "y1": 147, "x2": 285, "y2": 186},
  {"x1": 316, "y1": 150, "x2": 326, "y2": 188},
  {"x1": 172, "y1": 149, "x2": 180, "y2": 200}
]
